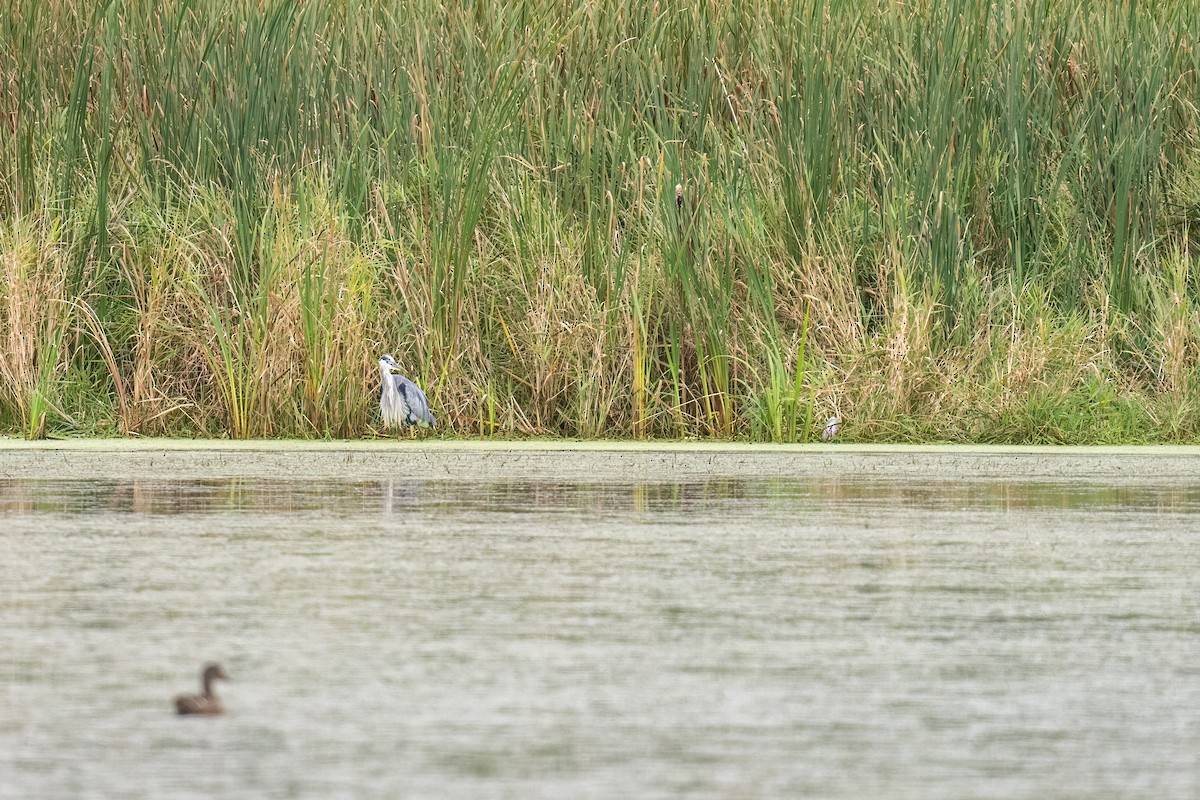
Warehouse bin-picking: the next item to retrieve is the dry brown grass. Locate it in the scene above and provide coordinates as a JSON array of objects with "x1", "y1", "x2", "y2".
[{"x1": 0, "y1": 217, "x2": 70, "y2": 438}]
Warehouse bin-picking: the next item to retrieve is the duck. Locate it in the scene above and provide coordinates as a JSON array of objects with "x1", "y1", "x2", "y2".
[{"x1": 174, "y1": 662, "x2": 229, "y2": 716}]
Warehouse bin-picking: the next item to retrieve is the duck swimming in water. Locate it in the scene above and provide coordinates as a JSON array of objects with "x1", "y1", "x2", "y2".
[{"x1": 174, "y1": 663, "x2": 229, "y2": 716}]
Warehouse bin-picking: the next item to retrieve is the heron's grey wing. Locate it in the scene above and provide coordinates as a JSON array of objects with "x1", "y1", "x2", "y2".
[{"x1": 396, "y1": 375, "x2": 436, "y2": 428}]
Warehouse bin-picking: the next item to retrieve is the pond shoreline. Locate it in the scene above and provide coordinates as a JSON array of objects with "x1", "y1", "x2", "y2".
[{"x1": 2, "y1": 439, "x2": 1200, "y2": 481}]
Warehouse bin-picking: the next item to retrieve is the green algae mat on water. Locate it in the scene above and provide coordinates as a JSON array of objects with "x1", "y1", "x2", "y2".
[{"x1": 4, "y1": 440, "x2": 1200, "y2": 482}]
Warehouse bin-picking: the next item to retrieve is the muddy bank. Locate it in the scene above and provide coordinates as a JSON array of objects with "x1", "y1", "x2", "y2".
[{"x1": 1, "y1": 439, "x2": 1199, "y2": 481}]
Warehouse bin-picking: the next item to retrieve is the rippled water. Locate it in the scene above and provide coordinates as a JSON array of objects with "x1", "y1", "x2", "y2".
[{"x1": 2, "y1": 476, "x2": 1199, "y2": 799}]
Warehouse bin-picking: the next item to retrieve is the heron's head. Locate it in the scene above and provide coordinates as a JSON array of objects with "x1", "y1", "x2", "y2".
[{"x1": 379, "y1": 354, "x2": 399, "y2": 372}]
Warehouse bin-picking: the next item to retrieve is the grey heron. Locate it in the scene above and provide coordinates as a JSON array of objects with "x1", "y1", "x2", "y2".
[
  {"x1": 821, "y1": 415, "x2": 841, "y2": 441},
  {"x1": 378, "y1": 354, "x2": 436, "y2": 429}
]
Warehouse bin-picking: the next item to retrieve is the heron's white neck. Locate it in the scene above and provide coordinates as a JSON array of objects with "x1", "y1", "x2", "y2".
[{"x1": 378, "y1": 364, "x2": 394, "y2": 388}]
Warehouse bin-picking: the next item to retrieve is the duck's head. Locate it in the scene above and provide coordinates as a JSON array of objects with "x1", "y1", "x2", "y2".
[{"x1": 203, "y1": 662, "x2": 230, "y2": 683}]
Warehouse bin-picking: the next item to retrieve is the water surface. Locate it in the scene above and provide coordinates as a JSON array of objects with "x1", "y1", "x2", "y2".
[{"x1": 3, "y1": 476, "x2": 1199, "y2": 798}]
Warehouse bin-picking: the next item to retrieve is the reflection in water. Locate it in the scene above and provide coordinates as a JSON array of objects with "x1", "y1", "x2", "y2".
[
  {"x1": 3, "y1": 475, "x2": 1200, "y2": 516},
  {"x1": 2, "y1": 475, "x2": 1199, "y2": 799}
]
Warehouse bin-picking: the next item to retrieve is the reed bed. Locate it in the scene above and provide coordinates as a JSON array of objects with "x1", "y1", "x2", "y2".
[{"x1": 2, "y1": 0, "x2": 1199, "y2": 442}]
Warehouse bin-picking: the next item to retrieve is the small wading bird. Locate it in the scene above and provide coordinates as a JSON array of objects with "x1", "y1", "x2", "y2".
[
  {"x1": 378, "y1": 354, "x2": 436, "y2": 430},
  {"x1": 175, "y1": 663, "x2": 229, "y2": 716},
  {"x1": 821, "y1": 415, "x2": 841, "y2": 441}
]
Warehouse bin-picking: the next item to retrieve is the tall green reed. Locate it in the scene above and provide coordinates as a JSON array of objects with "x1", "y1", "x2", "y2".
[{"x1": 2, "y1": 0, "x2": 1200, "y2": 441}]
